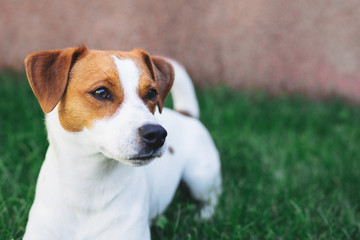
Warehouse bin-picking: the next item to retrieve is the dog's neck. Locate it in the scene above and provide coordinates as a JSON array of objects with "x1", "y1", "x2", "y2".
[{"x1": 44, "y1": 107, "x2": 137, "y2": 211}]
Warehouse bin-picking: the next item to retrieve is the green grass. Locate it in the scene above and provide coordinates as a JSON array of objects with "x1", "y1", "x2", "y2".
[{"x1": 1, "y1": 70, "x2": 360, "y2": 239}]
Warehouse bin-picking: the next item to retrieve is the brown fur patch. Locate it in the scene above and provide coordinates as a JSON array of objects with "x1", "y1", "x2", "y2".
[
  {"x1": 151, "y1": 56, "x2": 174, "y2": 112},
  {"x1": 168, "y1": 146, "x2": 174, "y2": 154},
  {"x1": 59, "y1": 51, "x2": 125, "y2": 132},
  {"x1": 133, "y1": 50, "x2": 160, "y2": 114}
]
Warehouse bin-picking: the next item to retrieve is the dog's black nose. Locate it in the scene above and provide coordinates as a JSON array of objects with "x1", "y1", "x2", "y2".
[{"x1": 139, "y1": 124, "x2": 167, "y2": 150}]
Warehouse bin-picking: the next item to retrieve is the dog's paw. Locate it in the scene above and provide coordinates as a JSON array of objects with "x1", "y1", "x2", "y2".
[{"x1": 199, "y1": 203, "x2": 215, "y2": 220}]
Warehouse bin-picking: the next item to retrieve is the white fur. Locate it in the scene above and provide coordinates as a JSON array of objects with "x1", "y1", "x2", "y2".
[{"x1": 23, "y1": 56, "x2": 221, "y2": 240}]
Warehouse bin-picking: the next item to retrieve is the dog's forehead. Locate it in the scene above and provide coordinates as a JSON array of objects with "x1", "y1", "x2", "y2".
[
  {"x1": 112, "y1": 56, "x2": 140, "y2": 96},
  {"x1": 72, "y1": 50, "x2": 151, "y2": 82}
]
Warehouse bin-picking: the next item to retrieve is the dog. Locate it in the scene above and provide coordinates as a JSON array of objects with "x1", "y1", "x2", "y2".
[{"x1": 23, "y1": 46, "x2": 221, "y2": 240}]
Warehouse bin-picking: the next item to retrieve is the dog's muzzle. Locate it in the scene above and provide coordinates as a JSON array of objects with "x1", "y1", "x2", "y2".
[{"x1": 138, "y1": 124, "x2": 167, "y2": 150}]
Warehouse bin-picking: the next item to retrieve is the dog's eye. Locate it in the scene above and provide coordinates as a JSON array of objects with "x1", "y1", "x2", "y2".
[
  {"x1": 147, "y1": 89, "x2": 158, "y2": 101},
  {"x1": 91, "y1": 87, "x2": 112, "y2": 101}
]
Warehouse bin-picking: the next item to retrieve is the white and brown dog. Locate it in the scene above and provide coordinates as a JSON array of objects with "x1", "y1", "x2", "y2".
[{"x1": 23, "y1": 46, "x2": 221, "y2": 240}]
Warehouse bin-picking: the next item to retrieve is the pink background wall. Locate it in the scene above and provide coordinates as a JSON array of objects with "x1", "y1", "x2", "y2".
[{"x1": 1, "y1": 0, "x2": 360, "y2": 101}]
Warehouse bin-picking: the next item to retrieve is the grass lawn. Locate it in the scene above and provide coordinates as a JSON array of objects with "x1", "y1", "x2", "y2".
[{"x1": 1, "y1": 70, "x2": 360, "y2": 239}]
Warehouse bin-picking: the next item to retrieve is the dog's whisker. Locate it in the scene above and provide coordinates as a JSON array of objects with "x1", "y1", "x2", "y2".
[{"x1": 99, "y1": 66, "x2": 114, "y2": 82}]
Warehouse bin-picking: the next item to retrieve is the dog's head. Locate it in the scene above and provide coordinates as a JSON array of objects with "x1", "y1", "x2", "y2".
[{"x1": 25, "y1": 46, "x2": 174, "y2": 166}]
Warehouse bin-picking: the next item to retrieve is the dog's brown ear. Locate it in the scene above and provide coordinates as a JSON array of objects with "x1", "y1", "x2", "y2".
[
  {"x1": 150, "y1": 56, "x2": 174, "y2": 113},
  {"x1": 24, "y1": 46, "x2": 87, "y2": 113}
]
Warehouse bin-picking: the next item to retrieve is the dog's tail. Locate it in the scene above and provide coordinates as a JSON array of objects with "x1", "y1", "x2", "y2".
[{"x1": 165, "y1": 58, "x2": 200, "y2": 118}]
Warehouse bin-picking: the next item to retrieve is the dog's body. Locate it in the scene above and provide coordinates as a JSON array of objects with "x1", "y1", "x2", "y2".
[{"x1": 23, "y1": 47, "x2": 221, "y2": 240}]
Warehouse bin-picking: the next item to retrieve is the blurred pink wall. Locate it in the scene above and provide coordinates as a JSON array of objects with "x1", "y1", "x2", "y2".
[{"x1": 1, "y1": 0, "x2": 360, "y2": 101}]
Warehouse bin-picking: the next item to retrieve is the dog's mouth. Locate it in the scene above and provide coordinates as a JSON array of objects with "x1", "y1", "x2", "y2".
[
  {"x1": 99, "y1": 146, "x2": 165, "y2": 167},
  {"x1": 129, "y1": 154, "x2": 156, "y2": 161},
  {"x1": 127, "y1": 153, "x2": 161, "y2": 166}
]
